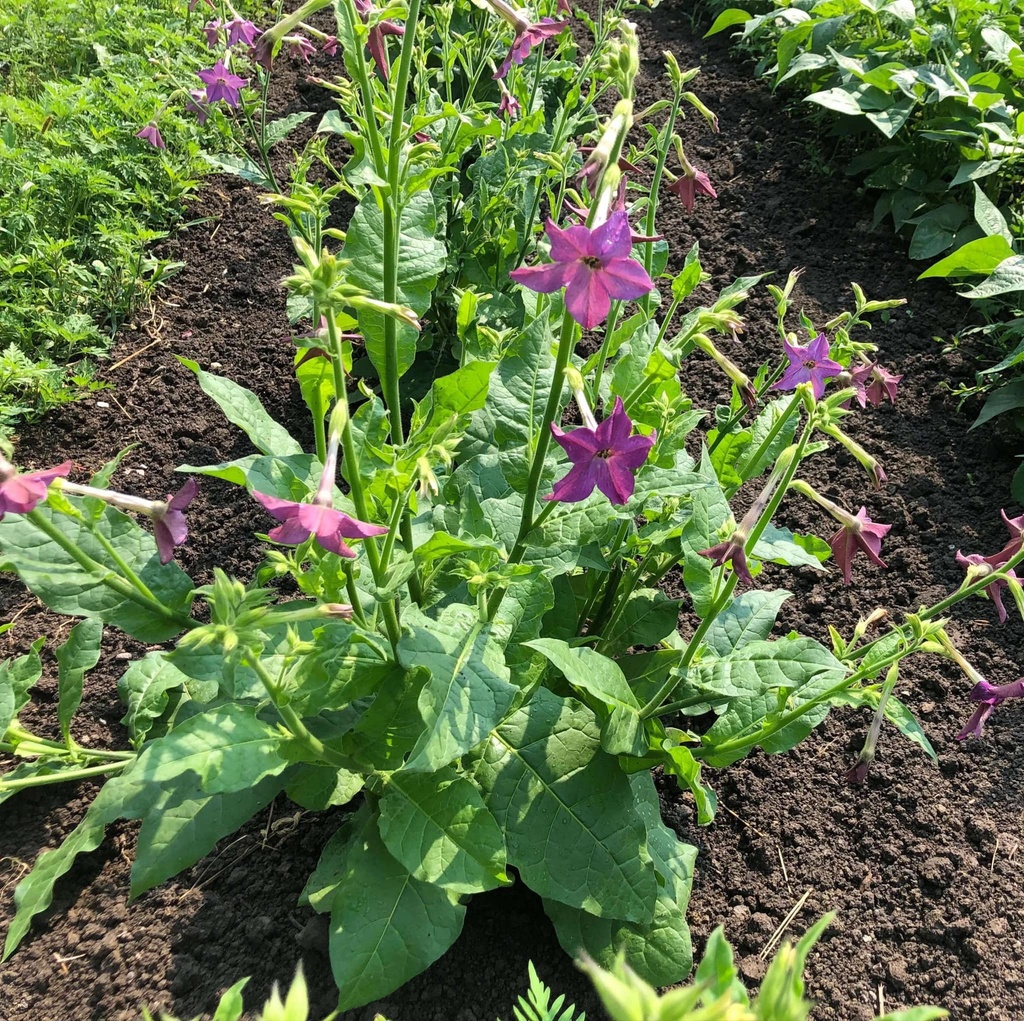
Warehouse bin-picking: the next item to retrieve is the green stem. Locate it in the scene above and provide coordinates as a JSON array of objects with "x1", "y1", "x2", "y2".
[
  {"x1": 727, "y1": 392, "x2": 802, "y2": 497},
  {"x1": 247, "y1": 654, "x2": 348, "y2": 768},
  {"x1": 589, "y1": 301, "x2": 621, "y2": 407},
  {"x1": 25, "y1": 510, "x2": 198, "y2": 633},
  {"x1": 0, "y1": 759, "x2": 129, "y2": 792},
  {"x1": 90, "y1": 528, "x2": 159, "y2": 603},
  {"x1": 707, "y1": 362, "x2": 787, "y2": 455}
]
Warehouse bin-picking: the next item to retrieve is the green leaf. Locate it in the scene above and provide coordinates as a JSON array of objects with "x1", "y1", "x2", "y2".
[
  {"x1": 286, "y1": 763, "x2": 364, "y2": 811},
  {"x1": 398, "y1": 604, "x2": 517, "y2": 773},
  {"x1": 263, "y1": 111, "x2": 315, "y2": 149},
  {"x1": 960, "y1": 256, "x2": 1024, "y2": 300},
  {"x1": 129, "y1": 703, "x2": 291, "y2": 795},
  {"x1": 204, "y1": 152, "x2": 272, "y2": 187},
  {"x1": 704, "y1": 8, "x2": 751, "y2": 36},
  {"x1": 544, "y1": 772, "x2": 696, "y2": 986},
  {"x1": 660, "y1": 740, "x2": 718, "y2": 825},
  {"x1": 970, "y1": 379, "x2": 1024, "y2": 431},
  {"x1": 345, "y1": 190, "x2": 446, "y2": 380},
  {"x1": 0, "y1": 637, "x2": 44, "y2": 734},
  {"x1": 950, "y1": 159, "x2": 1002, "y2": 187},
  {"x1": 805, "y1": 87, "x2": 864, "y2": 116},
  {"x1": 703, "y1": 590, "x2": 791, "y2": 657},
  {"x1": 524, "y1": 638, "x2": 645, "y2": 756},
  {"x1": 328, "y1": 821, "x2": 466, "y2": 1011},
  {"x1": 211, "y1": 979, "x2": 249, "y2": 1021},
  {"x1": 752, "y1": 524, "x2": 827, "y2": 572},
  {"x1": 378, "y1": 766, "x2": 509, "y2": 894},
  {"x1": 56, "y1": 619, "x2": 102, "y2": 744},
  {"x1": 117, "y1": 653, "x2": 191, "y2": 748},
  {"x1": 918, "y1": 235, "x2": 1015, "y2": 280},
  {"x1": 973, "y1": 183, "x2": 1012, "y2": 242},
  {"x1": 130, "y1": 774, "x2": 283, "y2": 898},
  {"x1": 476, "y1": 687, "x2": 655, "y2": 923},
  {"x1": 0, "y1": 503, "x2": 193, "y2": 642},
  {"x1": 832, "y1": 688, "x2": 936, "y2": 761},
  {"x1": 603, "y1": 588, "x2": 681, "y2": 649},
  {"x1": 695, "y1": 927, "x2": 748, "y2": 1005},
  {"x1": 177, "y1": 358, "x2": 303, "y2": 457}
]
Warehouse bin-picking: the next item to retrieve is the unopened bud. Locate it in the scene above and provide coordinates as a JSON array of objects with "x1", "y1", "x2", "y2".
[{"x1": 319, "y1": 602, "x2": 354, "y2": 620}]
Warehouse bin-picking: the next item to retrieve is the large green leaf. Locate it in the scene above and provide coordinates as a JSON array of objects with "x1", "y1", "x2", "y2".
[
  {"x1": 0, "y1": 637, "x2": 44, "y2": 734},
  {"x1": 702, "y1": 590, "x2": 792, "y2": 657},
  {"x1": 602, "y1": 588, "x2": 682, "y2": 649},
  {"x1": 117, "y1": 652, "x2": 191, "y2": 748},
  {"x1": 398, "y1": 604, "x2": 517, "y2": 773},
  {"x1": 128, "y1": 703, "x2": 291, "y2": 795},
  {"x1": 178, "y1": 358, "x2": 303, "y2": 456},
  {"x1": 328, "y1": 820, "x2": 466, "y2": 1011},
  {"x1": 344, "y1": 190, "x2": 446, "y2": 380},
  {"x1": 544, "y1": 771, "x2": 696, "y2": 986},
  {"x1": 0, "y1": 504, "x2": 194, "y2": 642},
  {"x1": 56, "y1": 619, "x2": 102, "y2": 744},
  {"x1": 377, "y1": 766, "x2": 509, "y2": 894},
  {"x1": 960, "y1": 255, "x2": 1024, "y2": 299},
  {"x1": 130, "y1": 774, "x2": 283, "y2": 898},
  {"x1": 918, "y1": 235, "x2": 1015, "y2": 280},
  {"x1": 476, "y1": 687, "x2": 655, "y2": 923}
]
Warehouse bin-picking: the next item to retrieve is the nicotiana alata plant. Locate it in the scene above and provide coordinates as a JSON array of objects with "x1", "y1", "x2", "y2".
[{"x1": 2, "y1": 0, "x2": 1021, "y2": 1011}]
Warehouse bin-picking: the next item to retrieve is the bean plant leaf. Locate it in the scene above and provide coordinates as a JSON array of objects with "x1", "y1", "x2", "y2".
[
  {"x1": 177, "y1": 357, "x2": 303, "y2": 457},
  {"x1": 918, "y1": 235, "x2": 1015, "y2": 280},
  {"x1": 56, "y1": 619, "x2": 102, "y2": 744},
  {"x1": 960, "y1": 255, "x2": 1024, "y2": 300},
  {"x1": 0, "y1": 504, "x2": 193, "y2": 642},
  {"x1": 476, "y1": 687, "x2": 656, "y2": 923},
  {"x1": 398, "y1": 604, "x2": 517, "y2": 773},
  {"x1": 328, "y1": 821, "x2": 466, "y2": 1011},
  {"x1": 344, "y1": 190, "x2": 446, "y2": 381},
  {"x1": 378, "y1": 766, "x2": 510, "y2": 894}
]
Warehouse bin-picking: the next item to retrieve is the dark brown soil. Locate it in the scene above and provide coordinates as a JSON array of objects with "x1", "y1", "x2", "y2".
[{"x1": 2, "y1": 4, "x2": 1024, "y2": 1020}]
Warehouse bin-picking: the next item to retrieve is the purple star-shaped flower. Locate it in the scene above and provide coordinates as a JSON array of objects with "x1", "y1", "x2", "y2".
[
  {"x1": 866, "y1": 363, "x2": 902, "y2": 406},
  {"x1": 956, "y1": 549, "x2": 1017, "y2": 624},
  {"x1": 152, "y1": 478, "x2": 199, "y2": 565},
  {"x1": 225, "y1": 17, "x2": 261, "y2": 47},
  {"x1": 546, "y1": 397, "x2": 655, "y2": 505},
  {"x1": 322, "y1": 35, "x2": 339, "y2": 56},
  {"x1": 498, "y1": 90, "x2": 521, "y2": 120},
  {"x1": 957, "y1": 677, "x2": 1024, "y2": 740},
  {"x1": 0, "y1": 459, "x2": 73, "y2": 518},
  {"x1": 197, "y1": 61, "x2": 248, "y2": 107},
  {"x1": 495, "y1": 18, "x2": 567, "y2": 80},
  {"x1": 135, "y1": 123, "x2": 166, "y2": 149},
  {"x1": 668, "y1": 166, "x2": 717, "y2": 212},
  {"x1": 509, "y1": 211, "x2": 654, "y2": 330},
  {"x1": 773, "y1": 334, "x2": 843, "y2": 401},
  {"x1": 203, "y1": 19, "x2": 222, "y2": 47},
  {"x1": 698, "y1": 534, "x2": 754, "y2": 587},
  {"x1": 829, "y1": 507, "x2": 891, "y2": 586},
  {"x1": 253, "y1": 493, "x2": 388, "y2": 557},
  {"x1": 285, "y1": 35, "x2": 317, "y2": 63}
]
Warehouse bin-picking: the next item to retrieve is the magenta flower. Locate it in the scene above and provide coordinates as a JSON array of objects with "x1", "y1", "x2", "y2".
[
  {"x1": 322, "y1": 34, "x2": 339, "y2": 56},
  {"x1": 773, "y1": 334, "x2": 843, "y2": 401},
  {"x1": 203, "y1": 19, "x2": 222, "y2": 47},
  {"x1": 225, "y1": 17, "x2": 261, "y2": 47},
  {"x1": 252, "y1": 433, "x2": 387, "y2": 558},
  {"x1": 135, "y1": 122, "x2": 166, "y2": 149},
  {"x1": 254, "y1": 493, "x2": 387, "y2": 557},
  {"x1": 284, "y1": 35, "x2": 317, "y2": 63},
  {"x1": 556, "y1": 0, "x2": 572, "y2": 12},
  {"x1": 956, "y1": 549, "x2": 1017, "y2": 624},
  {"x1": 699, "y1": 535, "x2": 754, "y2": 587},
  {"x1": 829, "y1": 507, "x2": 890, "y2": 586},
  {"x1": 0, "y1": 458, "x2": 73, "y2": 518},
  {"x1": 495, "y1": 18, "x2": 567, "y2": 80},
  {"x1": 498, "y1": 90, "x2": 521, "y2": 120},
  {"x1": 957, "y1": 678, "x2": 1024, "y2": 740},
  {"x1": 197, "y1": 61, "x2": 248, "y2": 107},
  {"x1": 1000, "y1": 509, "x2": 1024, "y2": 559},
  {"x1": 153, "y1": 479, "x2": 199, "y2": 565},
  {"x1": 186, "y1": 89, "x2": 210, "y2": 125},
  {"x1": 546, "y1": 397, "x2": 655, "y2": 505},
  {"x1": 509, "y1": 211, "x2": 654, "y2": 330},
  {"x1": 188, "y1": 0, "x2": 214, "y2": 9},
  {"x1": 668, "y1": 166, "x2": 716, "y2": 212},
  {"x1": 865, "y1": 363, "x2": 902, "y2": 406},
  {"x1": 354, "y1": 0, "x2": 405, "y2": 79}
]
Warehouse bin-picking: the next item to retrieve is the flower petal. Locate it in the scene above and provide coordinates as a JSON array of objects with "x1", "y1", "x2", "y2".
[
  {"x1": 548, "y1": 460, "x2": 600, "y2": 503},
  {"x1": 546, "y1": 219, "x2": 592, "y2": 263},
  {"x1": 592, "y1": 211, "x2": 633, "y2": 261},
  {"x1": 599, "y1": 256, "x2": 654, "y2": 302},
  {"x1": 610, "y1": 432, "x2": 656, "y2": 471},
  {"x1": 551, "y1": 423, "x2": 603, "y2": 460},
  {"x1": 563, "y1": 263, "x2": 611, "y2": 329},
  {"x1": 510, "y1": 261, "x2": 571, "y2": 294},
  {"x1": 598, "y1": 458, "x2": 636, "y2": 505}
]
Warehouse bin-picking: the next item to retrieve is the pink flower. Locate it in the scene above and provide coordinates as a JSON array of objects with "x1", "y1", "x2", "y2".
[
  {"x1": 186, "y1": 89, "x2": 210, "y2": 125},
  {"x1": 225, "y1": 18, "x2": 261, "y2": 47},
  {"x1": 153, "y1": 479, "x2": 199, "y2": 565},
  {"x1": 546, "y1": 398, "x2": 655, "y2": 505},
  {"x1": 865, "y1": 363, "x2": 902, "y2": 406},
  {"x1": 284, "y1": 35, "x2": 317, "y2": 63},
  {"x1": 0, "y1": 458, "x2": 73, "y2": 518},
  {"x1": 699, "y1": 535, "x2": 754, "y2": 587},
  {"x1": 498, "y1": 90, "x2": 521, "y2": 120},
  {"x1": 956, "y1": 549, "x2": 1017, "y2": 624},
  {"x1": 135, "y1": 123, "x2": 166, "y2": 149},
  {"x1": 203, "y1": 19, "x2": 222, "y2": 47},
  {"x1": 322, "y1": 35, "x2": 339, "y2": 56},
  {"x1": 829, "y1": 507, "x2": 890, "y2": 586},
  {"x1": 509, "y1": 211, "x2": 654, "y2": 330},
  {"x1": 354, "y1": 0, "x2": 405, "y2": 79},
  {"x1": 198, "y1": 61, "x2": 249, "y2": 106},
  {"x1": 495, "y1": 17, "x2": 567, "y2": 80},
  {"x1": 668, "y1": 166, "x2": 716, "y2": 212},
  {"x1": 773, "y1": 334, "x2": 842, "y2": 401},
  {"x1": 957, "y1": 678, "x2": 1024, "y2": 740}
]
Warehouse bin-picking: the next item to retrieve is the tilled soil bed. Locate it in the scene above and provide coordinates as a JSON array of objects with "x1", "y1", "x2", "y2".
[{"x1": 2, "y1": 5, "x2": 1023, "y2": 1020}]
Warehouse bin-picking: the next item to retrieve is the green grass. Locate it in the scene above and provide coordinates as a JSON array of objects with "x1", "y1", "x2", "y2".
[{"x1": 0, "y1": 0, "x2": 252, "y2": 431}]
